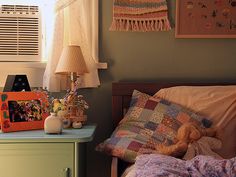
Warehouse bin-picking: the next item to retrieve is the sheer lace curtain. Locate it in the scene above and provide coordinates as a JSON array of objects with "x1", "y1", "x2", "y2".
[{"x1": 43, "y1": 0, "x2": 105, "y2": 92}]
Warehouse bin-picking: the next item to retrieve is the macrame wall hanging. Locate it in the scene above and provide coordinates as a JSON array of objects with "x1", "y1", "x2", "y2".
[{"x1": 110, "y1": 0, "x2": 171, "y2": 32}]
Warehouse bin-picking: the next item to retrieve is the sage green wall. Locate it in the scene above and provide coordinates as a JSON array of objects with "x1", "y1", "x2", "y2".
[{"x1": 83, "y1": 1, "x2": 236, "y2": 177}]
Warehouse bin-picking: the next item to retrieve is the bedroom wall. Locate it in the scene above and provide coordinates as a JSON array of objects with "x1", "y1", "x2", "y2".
[{"x1": 83, "y1": 1, "x2": 236, "y2": 177}]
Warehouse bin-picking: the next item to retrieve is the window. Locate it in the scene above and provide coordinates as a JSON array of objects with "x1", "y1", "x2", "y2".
[
  {"x1": 0, "y1": 0, "x2": 56, "y2": 62},
  {"x1": 0, "y1": 4, "x2": 41, "y2": 61},
  {"x1": 0, "y1": 0, "x2": 56, "y2": 88}
]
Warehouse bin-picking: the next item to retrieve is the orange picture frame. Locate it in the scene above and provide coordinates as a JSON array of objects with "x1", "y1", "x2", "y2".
[{"x1": 0, "y1": 92, "x2": 49, "y2": 133}]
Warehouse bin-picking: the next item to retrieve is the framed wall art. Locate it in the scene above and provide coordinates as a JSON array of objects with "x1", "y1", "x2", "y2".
[
  {"x1": 175, "y1": 0, "x2": 236, "y2": 38},
  {"x1": 0, "y1": 92, "x2": 49, "y2": 133}
]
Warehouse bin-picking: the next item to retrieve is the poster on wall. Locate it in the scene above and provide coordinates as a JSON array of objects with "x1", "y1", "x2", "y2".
[{"x1": 175, "y1": 0, "x2": 236, "y2": 38}]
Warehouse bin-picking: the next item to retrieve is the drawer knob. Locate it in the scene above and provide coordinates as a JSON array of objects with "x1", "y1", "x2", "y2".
[{"x1": 64, "y1": 168, "x2": 70, "y2": 177}]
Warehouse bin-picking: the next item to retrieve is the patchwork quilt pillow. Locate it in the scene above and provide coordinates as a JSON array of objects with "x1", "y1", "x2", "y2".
[{"x1": 96, "y1": 90, "x2": 212, "y2": 163}]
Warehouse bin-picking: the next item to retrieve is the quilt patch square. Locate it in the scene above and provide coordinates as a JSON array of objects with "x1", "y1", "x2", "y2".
[
  {"x1": 139, "y1": 109, "x2": 154, "y2": 121},
  {"x1": 177, "y1": 112, "x2": 191, "y2": 123},
  {"x1": 161, "y1": 115, "x2": 181, "y2": 131},
  {"x1": 128, "y1": 141, "x2": 143, "y2": 152},
  {"x1": 109, "y1": 137, "x2": 120, "y2": 145},
  {"x1": 166, "y1": 105, "x2": 180, "y2": 118},
  {"x1": 150, "y1": 112, "x2": 164, "y2": 124},
  {"x1": 144, "y1": 121, "x2": 158, "y2": 131},
  {"x1": 129, "y1": 107, "x2": 143, "y2": 119},
  {"x1": 154, "y1": 103, "x2": 168, "y2": 113},
  {"x1": 145, "y1": 100, "x2": 158, "y2": 110}
]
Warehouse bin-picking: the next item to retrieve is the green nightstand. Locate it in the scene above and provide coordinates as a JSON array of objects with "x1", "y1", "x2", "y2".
[{"x1": 0, "y1": 125, "x2": 96, "y2": 177}]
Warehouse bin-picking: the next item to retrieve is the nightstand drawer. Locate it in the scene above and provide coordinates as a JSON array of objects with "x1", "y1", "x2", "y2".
[
  {"x1": 0, "y1": 143, "x2": 74, "y2": 177},
  {"x1": 0, "y1": 125, "x2": 96, "y2": 177}
]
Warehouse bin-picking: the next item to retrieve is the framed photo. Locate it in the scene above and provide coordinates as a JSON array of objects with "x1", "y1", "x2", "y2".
[
  {"x1": 0, "y1": 92, "x2": 49, "y2": 133},
  {"x1": 175, "y1": 0, "x2": 236, "y2": 38}
]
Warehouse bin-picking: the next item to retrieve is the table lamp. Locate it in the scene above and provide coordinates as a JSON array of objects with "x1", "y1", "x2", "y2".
[
  {"x1": 55, "y1": 45, "x2": 89, "y2": 128},
  {"x1": 55, "y1": 45, "x2": 88, "y2": 90}
]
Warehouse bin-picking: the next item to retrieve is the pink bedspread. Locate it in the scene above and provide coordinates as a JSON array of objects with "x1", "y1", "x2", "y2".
[{"x1": 132, "y1": 154, "x2": 236, "y2": 177}]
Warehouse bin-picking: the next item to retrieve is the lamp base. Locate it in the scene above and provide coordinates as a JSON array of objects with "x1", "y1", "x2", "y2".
[{"x1": 70, "y1": 72, "x2": 77, "y2": 91}]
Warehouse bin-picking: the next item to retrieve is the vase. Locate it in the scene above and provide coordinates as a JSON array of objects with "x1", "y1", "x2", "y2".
[{"x1": 44, "y1": 113, "x2": 63, "y2": 134}]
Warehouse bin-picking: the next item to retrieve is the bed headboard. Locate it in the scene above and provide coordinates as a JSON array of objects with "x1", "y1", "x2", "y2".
[{"x1": 112, "y1": 82, "x2": 236, "y2": 128}]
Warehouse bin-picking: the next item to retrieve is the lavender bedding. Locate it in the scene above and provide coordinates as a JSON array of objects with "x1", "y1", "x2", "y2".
[{"x1": 126, "y1": 154, "x2": 236, "y2": 177}]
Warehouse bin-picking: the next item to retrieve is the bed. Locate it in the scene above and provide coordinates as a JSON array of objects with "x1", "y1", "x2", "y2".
[{"x1": 102, "y1": 82, "x2": 236, "y2": 177}]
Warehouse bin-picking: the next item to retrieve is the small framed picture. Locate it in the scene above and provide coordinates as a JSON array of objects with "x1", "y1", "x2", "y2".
[
  {"x1": 0, "y1": 92, "x2": 49, "y2": 133},
  {"x1": 175, "y1": 0, "x2": 236, "y2": 38}
]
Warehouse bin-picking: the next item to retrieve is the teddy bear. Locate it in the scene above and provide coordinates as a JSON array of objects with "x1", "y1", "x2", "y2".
[{"x1": 156, "y1": 122, "x2": 217, "y2": 158}]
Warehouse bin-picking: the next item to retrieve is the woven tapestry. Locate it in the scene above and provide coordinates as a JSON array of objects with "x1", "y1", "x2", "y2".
[{"x1": 110, "y1": 0, "x2": 171, "y2": 32}]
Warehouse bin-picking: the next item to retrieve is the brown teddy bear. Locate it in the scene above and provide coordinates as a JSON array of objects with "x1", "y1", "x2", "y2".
[{"x1": 156, "y1": 122, "x2": 217, "y2": 157}]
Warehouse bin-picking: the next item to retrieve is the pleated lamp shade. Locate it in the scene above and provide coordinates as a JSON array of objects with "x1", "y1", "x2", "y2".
[{"x1": 55, "y1": 45, "x2": 88, "y2": 75}]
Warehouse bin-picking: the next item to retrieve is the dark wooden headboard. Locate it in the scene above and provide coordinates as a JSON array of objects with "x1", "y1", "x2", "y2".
[{"x1": 112, "y1": 82, "x2": 236, "y2": 128}]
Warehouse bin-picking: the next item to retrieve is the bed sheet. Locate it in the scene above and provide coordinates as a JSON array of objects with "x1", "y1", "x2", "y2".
[{"x1": 123, "y1": 154, "x2": 236, "y2": 177}]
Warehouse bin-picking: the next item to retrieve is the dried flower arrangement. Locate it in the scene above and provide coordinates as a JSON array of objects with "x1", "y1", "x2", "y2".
[{"x1": 39, "y1": 80, "x2": 89, "y2": 128}]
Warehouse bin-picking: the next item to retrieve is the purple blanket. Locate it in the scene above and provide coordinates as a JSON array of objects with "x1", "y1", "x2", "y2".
[{"x1": 133, "y1": 154, "x2": 236, "y2": 177}]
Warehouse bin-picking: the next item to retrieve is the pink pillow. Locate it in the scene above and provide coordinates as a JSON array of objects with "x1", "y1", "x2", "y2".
[{"x1": 154, "y1": 86, "x2": 236, "y2": 158}]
